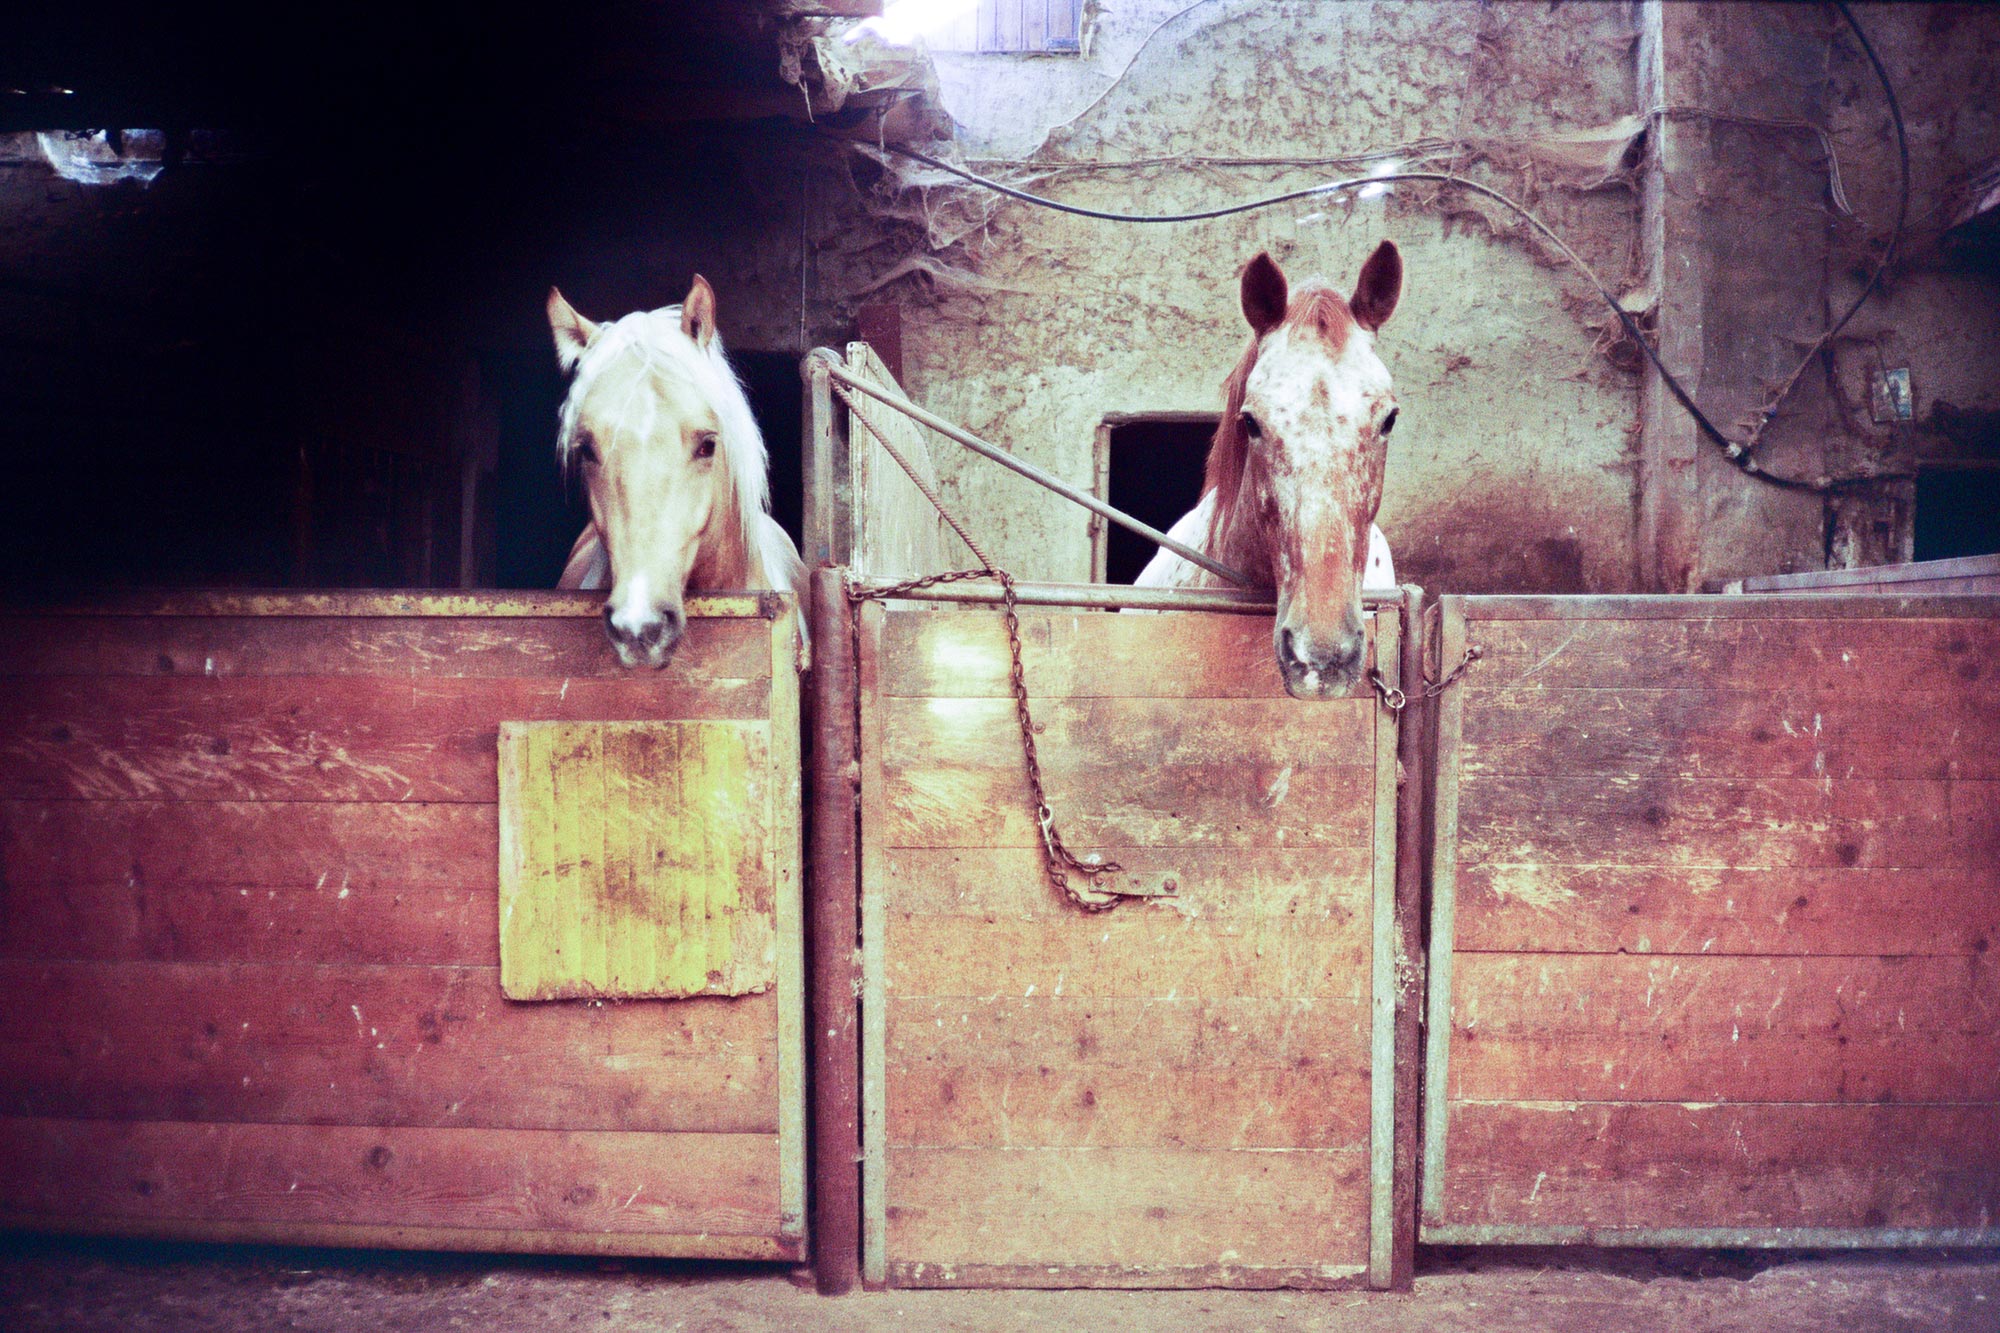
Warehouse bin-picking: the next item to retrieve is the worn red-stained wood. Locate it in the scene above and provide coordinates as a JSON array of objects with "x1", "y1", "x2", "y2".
[
  {"x1": 885, "y1": 913, "x2": 1369, "y2": 1000},
  {"x1": 881, "y1": 846, "x2": 1374, "y2": 921},
  {"x1": 861, "y1": 601, "x2": 1397, "y2": 1287},
  {"x1": 0, "y1": 961, "x2": 779, "y2": 1131},
  {"x1": 1454, "y1": 863, "x2": 2000, "y2": 957},
  {"x1": 887, "y1": 995, "x2": 1373, "y2": 1149},
  {"x1": 878, "y1": 607, "x2": 1303, "y2": 699},
  {"x1": 0, "y1": 613, "x2": 771, "y2": 681},
  {"x1": 885, "y1": 1147, "x2": 1370, "y2": 1271},
  {"x1": 0, "y1": 1118, "x2": 783, "y2": 1237},
  {"x1": 1426, "y1": 595, "x2": 2000, "y2": 1243},
  {"x1": 807, "y1": 567, "x2": 863, "y2": 1294},
  {"x1": 0, "y1": 595, "x2": 803, "y2": 1257},
  {"x1": 1, "y1": 674, "x2": 768, "y2": 803},
  {"x1": 1389, "y1": 586, "x2": 1427, "y2": 1289},
  {"x1": 1441, "y1": 1102, "x2": 2000, "y2": 1230}
]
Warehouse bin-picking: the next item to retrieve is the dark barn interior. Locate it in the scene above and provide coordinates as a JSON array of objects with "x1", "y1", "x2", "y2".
[{"x1": 1, "y1": 4, "x2": 831, "y2": 597}]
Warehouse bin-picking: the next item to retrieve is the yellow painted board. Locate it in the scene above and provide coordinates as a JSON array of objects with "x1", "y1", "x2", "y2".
[{"x1": 499, "y1": 720, "x2": 776, "y2": 1000}]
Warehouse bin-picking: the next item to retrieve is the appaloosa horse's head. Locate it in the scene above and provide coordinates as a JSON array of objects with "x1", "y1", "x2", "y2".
[
  {"x1": 547, "y1": 277, "x2": 802, "y2": 668},
  {"x1": 1209, "y1": 243, "x2": 1402, "y2": 699}
]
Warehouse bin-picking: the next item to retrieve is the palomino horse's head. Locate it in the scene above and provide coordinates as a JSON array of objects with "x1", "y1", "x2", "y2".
[
  {"x1": 547, "y1": 277, "x2": 769, "y2": 668},
  {"x1": 1213, "y1": 243, "x2": 1402, "y2": 699}
]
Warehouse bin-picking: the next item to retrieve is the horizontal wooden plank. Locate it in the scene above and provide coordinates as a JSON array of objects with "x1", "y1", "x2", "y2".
[
  {"x1": 1462, "y1": 615, "x2": 2000, "y2": 693},
  {"x1": 882, "y1": 761, "x2": 1376, "y2": 850},
  {"x1": 885, "y1": 1146, "x2": 1369, "y2": 1269},
  {"x1": 2, "y1": 590, "x2": 785, "y2": 620},
  {"x1": 887, "y1": 996, "x2": 1372, "y2": 1069},
  {"x1": 886, "y1": 914, "x2": 1371, "y2": 1001},
  {"x1": 881, "y1": 846, "x2": 1375, "y2": 922},
  {"x1": 0, "y1": 961, "x2": 779, "y2": 1133},
  {"x1": 1457, "y1": 594, "x2": 2000, "y2": 623},
  {"x1": 0, "y1": 614, "x2": 772, "y2": 681},
  {"x1": 888, "y1": 995, "x2": 1369, "y2": 1150},
  {"x1": 0, "y1": 875, "x2": 492, "y2": 967},
  {"x1": 0, "y1": 1117, "x2": 783, "y2": 1237},
  {"x1": 1436, "y1": 1101, "x2": 2000, "y2": 1231},
  {"x1": 885, "y1": 1261, "x2": 1364, "y2": 1289},
  {"x1": 2, "y1": 800, "x2": 493, "y2": 892},
  {"x1": 0, "y1": 1213, "x2": 801, "y2": 1261},
  {"x1": 1457, "y1": 774, "x2": 2000, "y2": 869},
  {"x1": 888, "y1": 1066, "x2": 1366, "y2": 1151},
  {"x1": 1453, "y1": 863, "x2": 2000, "y2": 956},
  {"x1": 877, "y1": 607, "x2": 1379, "y2": 699},
  {"x1": 1463, "y1": 687, "x2": 2000, "y2": 781},
  {"x1": 887, "y1": 696, "x2": 1377, "y2": 770},
  {"x1": 1, "y1": 674, "x2": 769, "y2": 802},
  {"x1": 1447, "y1": 954, "x2": 2000, "y2": 1103}
]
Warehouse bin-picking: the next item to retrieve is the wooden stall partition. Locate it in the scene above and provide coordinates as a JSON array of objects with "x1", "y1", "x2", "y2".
[
  {"x1": 801, "y1": 343, "x2": 949, "y2": 580},
  {"x1": 1421, "y1": 594, "x2": 2000, "y2": 1247},
  {"x1": 0, "y1": 591, "x2": 807, "y2": 1259},
  {"x1": 854, "y1": 591, "x2": 1416, "y2": 1289}
]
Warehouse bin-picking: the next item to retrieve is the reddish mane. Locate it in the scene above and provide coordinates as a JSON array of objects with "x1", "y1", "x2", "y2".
[{"x1": 1202, "y1": 284, "x2": 1358, "y2": 560}]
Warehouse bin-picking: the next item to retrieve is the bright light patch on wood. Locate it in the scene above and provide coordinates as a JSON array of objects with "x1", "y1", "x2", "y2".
[{"x1": 499, "y1": 720, "x2": 776, "y2": 1000}]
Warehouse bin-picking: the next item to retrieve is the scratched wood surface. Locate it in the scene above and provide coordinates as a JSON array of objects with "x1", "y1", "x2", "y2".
[
  {"x1": 0, "y1": 596, "x2": 804, "y2": 1258},
  {"x1": 1424, "y1": 596, "x2": 2000, "y2": 1244},
  {"x1": 498, "y1": 721, "x2": 775, "y2": 999},
  {"x1": 859, "y1": 603, "x2": 1395, "y2": 1288}
]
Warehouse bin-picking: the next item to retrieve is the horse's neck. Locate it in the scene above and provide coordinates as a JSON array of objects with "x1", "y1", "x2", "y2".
[
  {"x1": 1209, "y1": 482, "x2": 1279, "y2": 587},
  {"x1": 688, "y1": 472, "x2": 752, "y2": 588}
]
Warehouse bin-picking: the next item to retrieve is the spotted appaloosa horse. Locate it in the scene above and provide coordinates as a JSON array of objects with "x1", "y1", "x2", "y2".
[
  {"x1": 1136, "y1": 244, "x2": 1402, "y2": 699},
  {"x1": 547, "y1": 276, "x2": 806, "y2": 668}
]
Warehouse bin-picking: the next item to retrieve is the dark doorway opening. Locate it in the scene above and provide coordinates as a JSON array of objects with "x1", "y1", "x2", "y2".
[
  {"x1": 492, "y1": 347, "x2": 806, "y2": 590},
  {"x1": 1101, "y1": 416, "x2": 1217, "y2": 585},
  {"x1": 1914, "y1": 469, "x2": 2000, "y2": 561}
]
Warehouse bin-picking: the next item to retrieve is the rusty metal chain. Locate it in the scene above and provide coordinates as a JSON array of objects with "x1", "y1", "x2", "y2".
[
  {"x1": 1371, "y1": 641, "x2": 1482, "y2": 713},
  {"x1": 836, "y1": 382, "x2": 1130, "y2": 913}
]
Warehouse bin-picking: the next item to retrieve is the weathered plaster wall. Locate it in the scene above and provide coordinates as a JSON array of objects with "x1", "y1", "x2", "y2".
[
  {"x1": 890, "y1": 0, "x2": 1649, "y2": 590},
  {"x1": 864, "y1": 0, "x2": 2000, "y2": 591}
]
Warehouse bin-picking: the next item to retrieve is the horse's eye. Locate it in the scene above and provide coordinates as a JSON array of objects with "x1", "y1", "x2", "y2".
[
  {"x1": 1239, "y1": 412, "x2": 1262, "y2": 441},
  {"x1": 575, "y1": 439, "x2": 599, "y2": 466},
  {"x1": 1380, "y1": 407, "x2": 1399, "y2": 437},
  {"x1": 694, "y1": 433, "x2": 718, "y2": 460}
]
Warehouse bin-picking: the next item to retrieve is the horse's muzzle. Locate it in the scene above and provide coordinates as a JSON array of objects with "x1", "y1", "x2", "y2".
[
  {"x1": 1276, "y1": 625, "x2": 1366, "y2": 700},
  {"x1": 603, "y1": 603, "x2": 686, "y2": 669}
]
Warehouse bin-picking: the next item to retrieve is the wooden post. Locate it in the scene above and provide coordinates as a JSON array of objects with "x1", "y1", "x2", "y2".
[
  {"x1": 802, "y1": 353, "x2": 839, "y2": 570},
  {"x1": 807, "y1": 566, "x2": 863, "y2": 1294}
]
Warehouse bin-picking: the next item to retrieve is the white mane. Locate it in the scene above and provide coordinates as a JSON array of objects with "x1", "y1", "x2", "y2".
[{"x1": 555, "y1": 304, "x2": 803, "y2": 594}]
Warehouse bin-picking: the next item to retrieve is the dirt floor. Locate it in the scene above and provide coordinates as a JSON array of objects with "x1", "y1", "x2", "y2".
[{"x1": 2, "y1": 1239, "x2": 1996, "y2": 1333}]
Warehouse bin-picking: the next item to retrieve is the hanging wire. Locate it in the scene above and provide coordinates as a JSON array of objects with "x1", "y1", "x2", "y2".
[{"x1": 840, "y1": 0, "x2": 1913, "y2": 494}]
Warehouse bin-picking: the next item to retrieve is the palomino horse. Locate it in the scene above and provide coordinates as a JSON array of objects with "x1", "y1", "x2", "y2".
[
  {"x1": 547, "y1": 277, "x2": 806, "y2": 668},
  {"x1": 1136, "y1": 244, "x2": 1402, "y2": 699}
]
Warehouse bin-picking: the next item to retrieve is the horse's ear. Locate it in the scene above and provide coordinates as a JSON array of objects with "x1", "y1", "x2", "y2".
[
  {"x1": 1240, "y1": 252, "x2": 1289, "y2": 338},
  {"x1": 682, "y1": 274, "x2": 718, "y2": 349},
  {"x1": 1350, "y1": 240, "x2": 1402, "y2": 332},
  {"x1": 547, "y1": 287, "x2": 598, "y2": 373}
]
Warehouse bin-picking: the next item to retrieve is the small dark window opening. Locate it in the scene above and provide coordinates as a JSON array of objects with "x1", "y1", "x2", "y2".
[
  {"x1": 1914, "y1": 468, "x2": 2000, "y2": 561},
  {"x1": 1100, "y1": 416, "x2": 1217, "y2": 585}
]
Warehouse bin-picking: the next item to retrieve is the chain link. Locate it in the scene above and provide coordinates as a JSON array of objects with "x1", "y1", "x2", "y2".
[{"x1": 835, "y1": 379, "x2": 1129, "y2": 912}]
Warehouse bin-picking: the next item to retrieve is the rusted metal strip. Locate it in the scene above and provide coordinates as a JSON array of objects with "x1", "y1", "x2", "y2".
[
  {"x1": 807, "y1": 569, "x2": 862, "y2": 1294},
  {"x1": 1423, "y1": 1223, "x2": 2000, "y2": 1248}
]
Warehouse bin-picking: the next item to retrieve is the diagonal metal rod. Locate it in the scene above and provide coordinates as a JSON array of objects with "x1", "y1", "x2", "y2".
[{"x1": 816, "y1": 353, "x2": 1259, "y2": 588}]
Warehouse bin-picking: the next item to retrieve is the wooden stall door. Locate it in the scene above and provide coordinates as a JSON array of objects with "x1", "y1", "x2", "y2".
[
  {"x1": 0, "y1": 592, "x2": 805, "y2": 1259},
  {"x1": 855, "y1": 598, "x2": 1411, "y2": 1288},
  {"x1": 1422, "y1": 594, "x2": 2000, "y2": 1247}
]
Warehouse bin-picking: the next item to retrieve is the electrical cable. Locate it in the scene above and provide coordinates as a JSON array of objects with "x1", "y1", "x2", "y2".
[{"x1": 843, "y1": 0, "x2": 1914, "y2": 493}]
